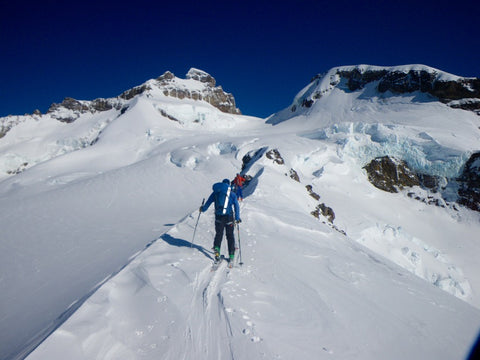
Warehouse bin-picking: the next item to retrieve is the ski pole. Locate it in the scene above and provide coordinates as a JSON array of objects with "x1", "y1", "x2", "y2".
[
  {"x1": 191, "y1": 198, "x2": 205, "y2": 248},
  {"x1": 237, "y1": 222, "x2": 243, "y2": 266}
]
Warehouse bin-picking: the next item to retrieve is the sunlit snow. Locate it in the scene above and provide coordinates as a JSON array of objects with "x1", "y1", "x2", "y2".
[{"x1": 1, "y1": 66, "x2": 480, "y2": 360}]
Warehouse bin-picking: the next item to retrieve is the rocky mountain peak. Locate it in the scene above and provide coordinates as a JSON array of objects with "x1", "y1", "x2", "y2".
[
  {"x1": 186, "y1": 68, "x2": 216, "y2": 87},
  {"x1": 154, "y1": 69, "x2": 241, "y2": 115}
]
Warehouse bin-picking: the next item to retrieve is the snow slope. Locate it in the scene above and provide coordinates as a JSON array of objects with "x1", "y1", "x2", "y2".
[
  {"x1": 1, "y1": 66, "x2": 480, "y2": 359},
  {"x1": 26, "y1": 162, "x2": 480, "y2": 360}
]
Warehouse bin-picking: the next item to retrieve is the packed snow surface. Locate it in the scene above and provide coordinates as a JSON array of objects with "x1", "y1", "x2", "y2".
[{"x1": 1, "y1": 67, "x2": 480, "y2": 360}]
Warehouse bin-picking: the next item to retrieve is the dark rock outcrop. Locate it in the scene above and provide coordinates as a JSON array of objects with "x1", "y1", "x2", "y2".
[
  {"x1": 363, "y1": 156, "x2": 421, "y2": 193},
  {"x1": 339, "y1": 68, "x2": 480, "y2": 105},
  {"x1": 449, "y1": 99, "x2": 480, "y2": 114},
  {"x1": 364, "y1": 153, "x2": 480, "y2": 213},
  {"x1": 48, "y1": 97, "x2": 88, "y2": 114},
  {"x1": 289, "y1": 168, "x2": 300, "y2": 182},
  {"x1": 338, "y1": 68, "x2": 388, "y2": 91},
  {"x1": 306, "y1": 185, "x2": 320, "y2": 200},
  {"x1": 265, "y1": 149, "x2": 285, "y2": 165},
  {"x1": 47, "y1": 97, "x2": 124, "y2": 123},
  {"x1": 0, "y1": 126, "x2": 8, "y2": 139},
  {"x1": 186, "y1": 68, "x2": 216, "y2": 87},
  {"x1": 120, "y1": 84, "x2": 150, "y2": 100},
  {"x1": 159, "y1": 109, "x2": 180, "y2": 122},
  {"x1": 457, "y1": 152, "x2": 480, "y2": 211},
  {"x1": 311, "y1": 203, "x2": 335, "y2": 223}
]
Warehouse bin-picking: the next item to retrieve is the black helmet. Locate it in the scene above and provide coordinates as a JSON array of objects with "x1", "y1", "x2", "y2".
[{"x1": 223, "y1": 178, "x2": 230, "y2": 184}]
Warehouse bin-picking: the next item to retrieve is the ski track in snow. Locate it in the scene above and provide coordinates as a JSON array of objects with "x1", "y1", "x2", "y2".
[
  {"x1": 142, "y1": 213, "x2": 273, "y2": 360},
  {"x1": 26, "y1": 208, "x2": 275, "y2": 360},
  {"x1": 27, "y1": 191, "x2": 480, "y2": 360}
]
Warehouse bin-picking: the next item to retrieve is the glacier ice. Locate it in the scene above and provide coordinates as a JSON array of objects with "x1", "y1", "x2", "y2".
[{"x1": 302, "y1": 122, "x2": 470, "y2": 178}]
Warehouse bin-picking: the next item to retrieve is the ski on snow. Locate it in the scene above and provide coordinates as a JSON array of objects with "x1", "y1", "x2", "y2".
[{"x1": 211, "y1": 255, "x2": 234, "y2": 271}]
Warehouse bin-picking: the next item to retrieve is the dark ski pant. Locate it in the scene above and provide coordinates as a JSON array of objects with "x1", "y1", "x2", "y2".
[{"x1": 214, "y1": 214, "x2": 235, "y2": 256}]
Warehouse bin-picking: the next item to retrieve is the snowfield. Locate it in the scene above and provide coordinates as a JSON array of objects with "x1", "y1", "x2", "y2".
[{"x1": 1, "y1": 66, "x2": 480, "y2": 360}]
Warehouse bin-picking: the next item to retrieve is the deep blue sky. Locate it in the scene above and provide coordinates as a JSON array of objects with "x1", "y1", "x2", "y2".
[{"x1": 1, "y1": 0, "x2": 478, "y2": 118}]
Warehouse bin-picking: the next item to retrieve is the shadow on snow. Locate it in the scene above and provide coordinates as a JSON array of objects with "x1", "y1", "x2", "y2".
[
  {"x1": 242, "y1": 167, "x2": 263, "y2": 199},
  {"x1": 161, "y1": 233, "x2": 214, "y2": 260}
]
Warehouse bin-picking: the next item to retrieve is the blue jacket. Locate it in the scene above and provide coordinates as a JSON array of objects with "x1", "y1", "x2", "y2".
[{"x1": 202, "y1": 182, "x2": 240, "y2": 221}]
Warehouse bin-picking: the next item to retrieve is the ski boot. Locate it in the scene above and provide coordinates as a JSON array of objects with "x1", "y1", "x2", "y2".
[
  {"x1": 214, "y1": 246, "x2": 221, "y2": 263},
  {"x1": 228, "y1": 254, "x2": 235, "y2": 268}
]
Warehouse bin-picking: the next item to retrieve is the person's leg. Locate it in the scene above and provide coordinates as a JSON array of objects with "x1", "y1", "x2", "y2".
[
  {"x1": 214, "y1": 216, "x2": 226, "y2": 258},
  {"x1": 225, "y1": 218, "x2": 235, "y2": 261}
]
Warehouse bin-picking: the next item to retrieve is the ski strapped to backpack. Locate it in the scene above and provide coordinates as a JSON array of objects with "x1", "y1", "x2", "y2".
[{"x1": 222, "y1": 186, "x2": 231, "y2": 215}]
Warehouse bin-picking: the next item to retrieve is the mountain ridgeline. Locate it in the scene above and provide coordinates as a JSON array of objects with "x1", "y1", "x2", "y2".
[
  {"x1": 1, "y1": 65, "x2": 480, "y2": 213},
  {"x1": 44, "y1": 68, "x2": 241, "y2": 124}
]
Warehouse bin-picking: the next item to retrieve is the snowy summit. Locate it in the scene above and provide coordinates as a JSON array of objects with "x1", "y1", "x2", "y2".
[{"x1": 1, "y1": 65, "x2": 480, "y2": 360}]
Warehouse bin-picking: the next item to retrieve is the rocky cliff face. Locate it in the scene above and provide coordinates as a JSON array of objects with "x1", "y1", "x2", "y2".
[
  {"x1": 47, "y1": 97, "x2": 126, "y2": 123},
  {"x1": 341, "y1": 67, "x2": 480, "y2": 111},
  {"x1": 155, "y1": 68, "x2": 241, "y2": 115}
]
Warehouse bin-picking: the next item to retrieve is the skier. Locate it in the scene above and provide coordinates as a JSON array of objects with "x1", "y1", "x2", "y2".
[
  {"x1": 200, "y1": 179, "x2": 241, "y2": 263},
  {"x1": 233, "y1": 173, "x2": 246, "y2": 201}
]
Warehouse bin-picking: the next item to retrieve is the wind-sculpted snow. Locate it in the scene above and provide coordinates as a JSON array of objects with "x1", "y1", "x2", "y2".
[
  {"x1": 168, "y1": 142, "x2": 238, "y2": 169},
  {"x1": 359, "y1": 224, "x2": 472, "y2": 300},
  {"x1": 207, "y1": 142, "x2": 237, "y2": 156}
]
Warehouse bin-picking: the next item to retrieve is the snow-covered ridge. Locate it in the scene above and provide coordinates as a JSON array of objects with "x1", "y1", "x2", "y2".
[
  {"x1": 0, "y1": 68, "x2": 240, "y2": 127},
  {"x1": 0, "y1": 68, "x2": 243, "y2": 179},
  {"x1": 280, "y1": 64, "x2": 480, "y2": 116}
]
